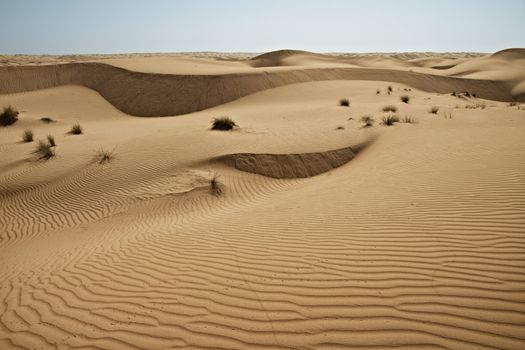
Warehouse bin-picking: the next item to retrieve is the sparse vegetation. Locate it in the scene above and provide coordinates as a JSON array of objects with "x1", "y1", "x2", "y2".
[
  {"x1": 400, "y1": 95, "x2": 410, "y2": 103},
  {"x1": 0, "y1": 105, "x2": 19, "y2": 126},
  {"x1": 387, "y1": 86, "x2": 393, "y2": 93},
  {"x1": 70, "y1": 124, "x2": 83, "y2": 135},
  {"x1": 429, "y1": 106, "x2": 439, "y2": 114},
  {"x1": 465, "y1": 102, "x2": 486, "y2": 109},
  {"x1": 451, "y1": 91, "x2": 457, "y2": 97},
  {"x1": 33, "y1": 140, "x2": 55, "y2": 160},
  {"x1": 335, "y1": 126, "x2": 345, "y2": 130},
  {"x1": 40, "y1": 117, "x2": 54, "y2": 123},
  {"x1": 444, "y1": 110, "x2": 454, "y2": 119},
  {"x1": 381, "y1": 114, "x2": 399, "y2": 126},
  {"x1": 22, "y1": 130, "x2": 34, "y2": 142},
  {"x1": 96, "y1": 149, "x2": 115, "y2": 164},
  {"x1": 360, "y1": 115, "x2": 375, "y2": 128},
  {"x1": 376, "y1": 89, "x2": 381, "y2": 95},
  {"x1": 47, "y1": 135, "x2": 56, "y2": 147},
  {"x1": 339, "y1": 98, "x2": 350, "y2": 107},
  {"x1": 464, "y1": 91, "x2": 471, "y2": 98},
  {"x1": 210, "y1": 173, "x2": 223, "y2": 196},
  {"x1": 382, "y1": 105, "x2": 398, "y2": 113},
  {"x1": 211, "y1": 117, "x2": 236, "y2": 131},
  {"x1": 402, "y1": 115, "x2": 417, "y2": 124}
]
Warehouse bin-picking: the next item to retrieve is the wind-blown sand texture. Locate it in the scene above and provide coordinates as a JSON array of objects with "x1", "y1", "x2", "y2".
[{"x1": 1, "y1": 49, "x2": 525, "y2": 349}]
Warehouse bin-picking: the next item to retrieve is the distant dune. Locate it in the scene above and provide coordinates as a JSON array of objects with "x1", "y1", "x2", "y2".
[{"x1": 1, "y1": 49, "x2": 522, "y2": 117}]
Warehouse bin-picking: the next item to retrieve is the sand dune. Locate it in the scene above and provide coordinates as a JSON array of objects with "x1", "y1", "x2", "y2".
[
  {"x1": 0, "y1": 60, "x2": 516, "y2": 118},
  {"x1": 1, "y1": 51, "x2": 525, "y2": 349}
]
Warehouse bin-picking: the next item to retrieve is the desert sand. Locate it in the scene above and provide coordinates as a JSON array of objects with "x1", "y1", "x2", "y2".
[{"x1": 1, "y1": 49, "x2": 525, "y2": 349}]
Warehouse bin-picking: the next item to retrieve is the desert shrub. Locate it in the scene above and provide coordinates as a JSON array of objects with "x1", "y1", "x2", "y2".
[
  {"x1": 0, "y1": 105, "x2": 19, "y2": 126},
  {"x1": 339, "y1": 98, "x2": 350, "y2": 107},
  {"x1": 429, "y1": 106, "x2": 439, "y2": 114},
  {"x1": 360, "y1": 115, "x2": 375, "y2": 127},
  {"x1": 382, "y1": 105, "x2": 397, "y2": 113},
  {"x1": 335, "y1": 126, "x2": 345, "y2": 130},
  {"x1": 33, "y1": 140, "x2": 55, "y2": 160},
  {"x1": 47, "y1": 135, "x2": 56, "y2": 147},
  {"x1": 400, "y1": 95, "x2": 410, "y2": 103},
  {"x1": 70, "y1": 124, "x2": 83, "y2": 135},
  {"x1": 96, "y1": 149, "x2": 115, "y2": 164},
  {"x1": 465, "y1": 102, "x2": 486, "y2": 109},
  {"x1": 211, "y1": 117, "x2": 236, "y2": 131},
  {"x1": 22, "y1": 130, "x2": 34, "y2": 142},
  {"x1": 210, "y1": 173, "x2": 222, "y2": 196},
  {"x1": 402, "y1": 115, "x2": 417, "y2": 123},
  {"x1": 451, "y1": 91, "x2": 457, "y2": 96},
  {"x1": 376, "y1": 89, "x2": 381, "y2": 95},
  {"x1": 381, "y1": 114, "x2": 399, "y2": 126},
  {"x1": 40, "y1": 117, "x2": 54, "y2": 123},
  {"x1": 387, "y1": 85, "x2": 393, "y2": 93},
  {"x1": 464, "y1": 91, "x2": 471, "y2": 98}
]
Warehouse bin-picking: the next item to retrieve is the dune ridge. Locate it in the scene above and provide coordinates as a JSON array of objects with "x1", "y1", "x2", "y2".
[{"x1": 0, "y1": 62, "x2": 515, "y2": 117}]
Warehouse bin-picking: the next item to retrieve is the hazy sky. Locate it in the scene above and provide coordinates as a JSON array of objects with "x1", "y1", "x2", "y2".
[{"x1": 1, "y1": 0, "x2": 524, "y2": 54}]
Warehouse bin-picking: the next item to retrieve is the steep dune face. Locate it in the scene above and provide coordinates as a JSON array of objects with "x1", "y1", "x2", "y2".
[
  {"x1": 223, "y1": 146, "x2": 356, "y2": 178},
  {"x1": 0, "y1": 62, "x2": 515, "y2": 117}
]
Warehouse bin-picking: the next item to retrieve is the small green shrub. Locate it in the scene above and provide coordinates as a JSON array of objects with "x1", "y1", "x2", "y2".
[
  {"x1": 46, "y1": 135, "x2": 56, "y2": 147},
  {"x1": 70, "y1": 124, "x2": 83, "y2": 135},
  {"x1": 360, "y1": 115, "x2": 375, "y2": 128},
  {"x1": 211, "y1": 117, "x2": 236, "y2": 131},
  {"x1": 381, "y1": 114, "x2": 399, "y2": 126},
  {"x1": 339, "y1": 98, "x2": 350, "y2": 107},
  {"x1": 382, "y1": 105, "x2": 397, "y2": 113},
  {"x1": 33, "y1": 140, "x2": 55, "y2": 160},
  {"x1": 96, "y1": 149, "x2": 115, "y2": 164},
  {"x1": 402, "y1": 115, "x2": 417, "y2": 124},
  {"x1": 0, "y1": 105, "x2": 19, "y2": 126},
  {"x1": 210, "y1": 173, "x2": 222, "y2": 196},
  {"x1": 400, "y1": 95, "x2": 410, "y2": 103},
  {"x1": 22, "y1": 130, "x2": 34, "y2": 142}
]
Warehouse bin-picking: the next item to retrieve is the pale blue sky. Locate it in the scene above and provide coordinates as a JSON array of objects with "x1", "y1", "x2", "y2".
[{"x1": 1, "y1": 0, "x2": 524, "y2": 54}]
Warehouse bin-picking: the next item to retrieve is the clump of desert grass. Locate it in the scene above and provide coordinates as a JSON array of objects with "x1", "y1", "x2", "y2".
[
  {"x1": 22, "y1": 130, "x2": 34, "y2": 142},
  {"x1": 401, "y1": 115, "x2": 417, "y2": 124},
  {"x1": 400, "y1": 95, "x2": 410, "y2": 103},
  {"x1": 465, "y1": 102, "x2": 486, "y2": 109},
  {"x1": 381, "y1": 114, "x2": 400, "y2": 126},
  {"x1": 339, "y1": 98, "x2": 350, "y2": 107},
  {"x1": 70, "y1": 124, "x2": 83, "y2": 135},
  {"x1": 33, "y1": 140, "x2": 55, "y2": 160},
  {"x1": 96, "y1": 149, "x2": 115, "y2": 164},
  {"x1": 40, "y1": 117, "x2": 55, "y2": 123},
  {"x1": 211, "y1": 117, "x2": 237, "y2": 131},
  {"x1": 360, "y1": 115, "x2": 375, "y2": 128},
  {"x1": 443, "y1": 110, "x2": 454, "y2": 119},
  {"x1": 382, "y1": 105, "x2": 397, "y2": 113},
  {"x1": 47, "y1": 135, "x2": 56, "y2": 147},
  {"x1": 0, "y1": 105, "x2": 19, "y2": 126},
  {"x1": 429, "y1": 106, "x2": 439, "y2": 114},
  {"x1": 210, "y1": 173, "x2": 223, "y2": 196}
]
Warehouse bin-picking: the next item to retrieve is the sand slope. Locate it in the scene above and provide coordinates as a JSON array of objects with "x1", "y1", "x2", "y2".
[{"x1": 1, "y1": 53, "x2": 525, "y2": 349}]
